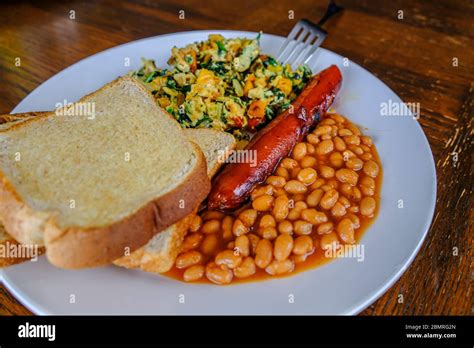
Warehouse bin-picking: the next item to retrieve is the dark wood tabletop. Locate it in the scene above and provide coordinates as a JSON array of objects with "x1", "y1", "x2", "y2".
[{"x1": 0, "y1": 0, "x2": 472, "y2": 315}]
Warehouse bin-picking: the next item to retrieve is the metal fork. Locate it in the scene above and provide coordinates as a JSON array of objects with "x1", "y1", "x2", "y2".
[{"x1": 276, "y1": 0, "x2": 343, "y2": 69}]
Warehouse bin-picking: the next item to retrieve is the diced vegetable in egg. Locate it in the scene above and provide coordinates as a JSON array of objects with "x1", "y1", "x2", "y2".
[{"x1": 130, "y1": 33, "x2": 312, "y2": 138}]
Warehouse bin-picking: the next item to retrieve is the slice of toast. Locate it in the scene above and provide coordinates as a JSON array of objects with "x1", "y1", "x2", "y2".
[
  {"x1": 0, "y1": 77, "x2": 211, "y2": 269},
  {"x1": 113, "y1": 128, "x2": 236, "y2": 273}
]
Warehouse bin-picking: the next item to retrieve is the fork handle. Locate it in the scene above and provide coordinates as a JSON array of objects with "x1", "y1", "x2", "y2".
[{"x1": 317, "y1": 0, "x2": 344, "y2": 27}]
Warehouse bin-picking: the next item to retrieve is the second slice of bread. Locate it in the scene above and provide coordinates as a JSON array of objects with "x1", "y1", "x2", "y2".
[{"x1": 0, "y1": 77, "x2": 211, "y2": 268}]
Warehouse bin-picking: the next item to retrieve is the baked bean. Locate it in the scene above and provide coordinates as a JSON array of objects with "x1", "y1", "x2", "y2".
[
  {"x1": 287, "y1": 208, "x2": 301, "y2": 221},
  {"x1": 340, "y1": 183, "x2": 353, "y2": 196},
  {"x1": 360, "y1": 144, "x2": 371, "y2": 152},
  {"x1": 235, "y1": 235, "x2": 250, "y2": 257},
  {"x1": 360, "y1": 152, "x2": 373, "y2": 161},
  {"x1": 292, "y1": 235, "x2": 313, "y2": 255},
  {"x1": 310, "y1": 178, "x2": 326, "y2": 190},
  {"x1": 200, "y1": 235, "x2": 219, "y2": 255},
  {"x1": 306, "y1": 143, "x2": 316, "y2": 155},
  {"x1": 260, "y1": 214, "x2": 276, "y2": 228},
  {"x1": 342, "y1": 150, "x2": 356, "y2": 161},
  {"x1": 334, "y1": 136, "x2": 347, "y2": 151},
  {"x1": 189, "y1": 215, "x2": 202, "y2": 232},
  {"x1": 320, "y1": 189, "x2": 339, "y2": 210},
  {"x1": 292, "y1": 142, "x2": 307, "y2": 161},
  {"x1": 337, "y1": 218, "x2": 355, "y2": 244},
  {"x1": 267, "y1": 175, "x2": 286, "y2": 188},
  {"x1": 275, "y1": 166, "x2": 290, "y2": 180},
  {"x1": 348, "y1": 205, "x2": 359, "y2": 213},
  {"x1": 319, "y1": 165, "x2": 335, "y2": 178},
  {"x1": 361, "y1": 136, "x2": 372, "y2": 146},
  {"x1": 346, "y1": 123, "x2": 361, "y2": 136},
  {"x1": 294, "y1": 220, "x2": 313, "y2": 235},
  {"x1": 259, "y1": 226, "x2": 278, "y2": 240},
  {"x1": 281, "y1": 158, "x2": 299, "y2": 169},
  {"x1": 183, "y1": 265, "x2": 205, "y2": 282},
  {"x1": 346, "y1": 157, "x2": 364, "y2": 171},
  {"x1": 274, "y1": 234, "x2": 294, "y2": 261},
  {"x1": 336, "y1": 168, "x2": 359, "y2": 186},
  {"x1": 351, "y1": 187, "x2": 362, "y2": 202},
  {"x1": 273, "y1": 195, "x2": 289, "y2": 221},
  {"x1": 307, "y1": 133, "x2": 320, "y2": 145},
  {"x1": 329, "y1": 114, "x2": 345, "y2": 123},
  {"x1": 221, "y1": 215, "x2": 234, "y2": 241},
  {"x1": 329, "y1": 152, "x2": 344, "y2": 167},
  {"x1": 347, "y1": 213, "x2": 361, "y2": 228},
  {"x1": 182, "y1": 233, "x2": 204, "y2": 252},
  {"x1": 321, "y1": 134, "x2": 332, "y2": 140},
  {"x1": 232, "y1": 218, "x2": 249, "y2": 237},
  {"x1": 363, "y1": 160, "x2": 380, "y2": 178},
  {"x1": 238, "y1": 209, "x2": 257, "y2": 227},
  {"x1": 201, "y1": 219, "x2": 221, "y2": 234},
  {"x1": 255, "y1": 239, "x2": 273, "y2": 268},
  {"x1": 338, "y1": 196, "x2": 351, "y2": 208},
  {"x1": 320, "y1": 232, "x2": 341, "y2": 251},
  {"x1": 205, "y1": 262, "x2": 233, "y2": 285},
  {"x1": 317, "y1": 222, "x2": 334, "y2": 234},
  {"x1": 284, "y1": 180, "x2": 308, "y2": 194},
  {"x1": 234, "y1": 257, "x2": 257, "y2": 278},
  {"x1": 202, "y1": 211, "x2": 225, "y2": 221},
  {"x1": 176, "y1": 251, "x2": 203, "y2": 269},
  {"x1": 349, "y1": 145, "x2": 364, "y2": 156},
  {"x1": 306, "y1": 189, "x2": 324, "y2": 207},
  {"x1": 252, "y1": 194, "x2": 274, "y2": 211},
  {"x1": 314, "y1": 125, "x2": 332, "y2": 136},
  {"x1": 344, "y1": 135, "x2": 360, "y2": 146},
  {"x1": 331, "y1": 201, "x2": 347, "y2": 217},
  {"x1": 316, "y1": 139, "x2": 334, "y2": 155},
  {"x1": 300, "y1": 155, "x2": 317, "y2": 168},
  {"x1": 278, "y1": 220, "x2": 294, "y2": 235},
  {"x1": 251, "y1": 185, "x2": 273, "y2": 200},
  {"x1": 321, "y1": 118, "x2": 337, "y2": 125},
  {"x1": 338, "y1": 128, "x2": 353, "y2": 136},
  {"x1": 301, "y1": 208, "x2": 327, "y2": 225},
  {"x1": 331, "y1": 125, "x2": 339, "y2": 137},
  {"x1": 265, "y1": 259, "x2": 295, "y2": 275},
  {"x1": 227, "y1": 241, "x2": 235, "y2": 249},
  {"x1": 360, "y1": 197, "x2": 376, "y2": 217},
  {"x1": 360, "y1": 176, "x2": 376, "y2": 196},
  {"x1": 297, "y1": 168, "x2": 318, "y2": 185},
  {"x1": 292, "y1": 193, "x2": 306, "y2": 202},
  {"x1": 215, "y1": 250, "x2": 242, "y2": 269}
]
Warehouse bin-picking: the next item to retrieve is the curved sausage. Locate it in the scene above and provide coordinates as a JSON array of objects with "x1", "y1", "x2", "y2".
[{"x1": 207, "y1": 65, "x2": 342, "y2": 211}]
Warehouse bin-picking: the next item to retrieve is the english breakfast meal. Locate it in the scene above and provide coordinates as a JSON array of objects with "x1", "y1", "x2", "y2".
[{"x1": 0, "y1": 34, "x2": 381, "y2": 285}]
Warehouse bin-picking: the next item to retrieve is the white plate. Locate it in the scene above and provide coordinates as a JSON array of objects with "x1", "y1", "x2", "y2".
[{"x1": 1, "y1": 30, "x2": 436, "y2": 315}]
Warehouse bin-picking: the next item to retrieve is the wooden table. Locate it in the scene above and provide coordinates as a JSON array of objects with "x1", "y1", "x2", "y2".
[{"x1": 0, "y1": 0, "x2": 472, "y2": 315}]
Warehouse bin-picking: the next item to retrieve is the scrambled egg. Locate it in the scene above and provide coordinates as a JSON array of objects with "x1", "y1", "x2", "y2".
[{"x1": 131, "y1": 34, "x2": 312, "y2": 139}]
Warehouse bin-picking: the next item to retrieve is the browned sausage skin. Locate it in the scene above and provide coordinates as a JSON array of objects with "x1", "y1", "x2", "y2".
[{"x1": 208, "y1": 65, "x2": 343, "y2": 211}]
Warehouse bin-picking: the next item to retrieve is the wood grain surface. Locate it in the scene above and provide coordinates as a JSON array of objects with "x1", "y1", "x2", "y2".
[{"x1": 0, "y1": 0, "x2": 472, "y2": 315}]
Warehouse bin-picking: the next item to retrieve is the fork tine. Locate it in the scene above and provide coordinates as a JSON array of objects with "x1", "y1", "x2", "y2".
[
  {"x1": 290, "y1": 32, "x2": 317, "y2": 68},
  {"x1": 302, "y1": 33, "x2": 326, "y2": 65},
  {"x1": 276, "y1": 21, "x2": 304, "y2": 61},
  {"x1": 286, "y1": 31, "x2": 312, "y2": 66}
]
